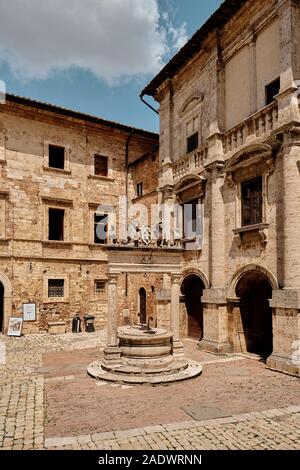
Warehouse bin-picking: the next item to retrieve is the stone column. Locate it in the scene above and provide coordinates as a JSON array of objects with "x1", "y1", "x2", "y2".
[
  {"x1": 249, "y1": 36, "x2": 257, "y2": 115},
  {"x1": 158, "y1": 80, "x2": 174, "y2": 189},
  {"x1": 279, "y1": 132, "x2": 300, "y2": 288},
  {"x1": 267, "y1": 290, "x2": 300, "y2": 377},
  {"x1": 208, "y1": 164, "x2": 226, "y2": 288},
  {"x1": 103, "y1": 274, "x2": 121, "y2": 363},
  {"x1": 171, "y1": 274, "x2": 184, "y2": 356},
  {"x1": 277, "y1": 1, "x2": 300, "y2": 125},
  {"x1": 199, "y1": 289, "x2": 230, "y2": 354}
]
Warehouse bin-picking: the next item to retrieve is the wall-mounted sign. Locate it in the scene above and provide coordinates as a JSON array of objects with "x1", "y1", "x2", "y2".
[
  {"x1": 7, "y1": 317, "x2": 23, "y2": 337},
  {"x1": 23, "y1": 303, "x2": 36, "y2": 322}
]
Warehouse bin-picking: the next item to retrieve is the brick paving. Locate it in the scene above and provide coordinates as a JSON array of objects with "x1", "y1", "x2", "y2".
[
  {"x1": 44, "y1": 407, "x2": 300, "y2": 450},
  {"x1": 0, "y1": 332, "x2": 300, "y2": 450},
  {"x1": 0, "y1": 331, "x2": 106, "y2": 450}
]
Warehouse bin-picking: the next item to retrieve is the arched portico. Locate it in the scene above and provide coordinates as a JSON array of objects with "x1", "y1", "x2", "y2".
[
  {"x1": 227, "y1": 264, "x2": 279, "y2": 300},
  {"x1": 180, "y1": 269, "x2": 210, "y2": 340},
  {"x1": 227, "y1": 264, "x2": 278, "y2": 359}
]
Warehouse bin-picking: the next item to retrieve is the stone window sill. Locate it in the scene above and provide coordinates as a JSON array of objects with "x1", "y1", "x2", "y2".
[
  {"x1": 88, "y1": 175, "x2": 115, "y2": 182},
  {"x1": 89, "y1": 243, "x2": 109, "y2": 249},
  {"x1": 44, "y1": 300, "x2": 69, "y2": 304},
  {"x1": 43, "y1": 240, "x2": 73, "y2": 248},
  {"x1": 43, "y1": 166, "x2": 71, "y2": 176},
  {"x1": 233, "y1": 223, "x2": 269, "y2": 247}
]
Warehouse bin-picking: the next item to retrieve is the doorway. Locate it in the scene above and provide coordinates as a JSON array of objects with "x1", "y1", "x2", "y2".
[
  {"x1": 139, "y1": 288, "x2": 147, "y2": 325},
  {"x1": 0, "y1": 282, "x2": 4, "y2": 333},
  {"x1": 181, "y1": 275, "x2": 204, "y2": 340},
  {"x1": 236, "y1": 271, "x2": 273, "y2": 359}
]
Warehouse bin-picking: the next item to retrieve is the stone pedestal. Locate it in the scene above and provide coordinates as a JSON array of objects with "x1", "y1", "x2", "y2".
[
  {"x1": 47, "y1": 321, "x2": 66, "y2": 335},
  {"x1": 199, "y1": 289, "x2": 231, "y2": 354},
  {"x1": 266, "y1": 290, "x2": 300, "y2": 377}
]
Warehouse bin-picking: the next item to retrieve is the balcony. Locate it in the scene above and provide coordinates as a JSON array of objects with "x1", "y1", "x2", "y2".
[
  {"x1": 223, "y1": 101, "x2": 279, "y2": 156},
  {"x1": 171, "y1": 102, "x2": 279, "y2": 185},
  {"x1": 173, "y1": 143, "x2": 208, "y2": 183}
]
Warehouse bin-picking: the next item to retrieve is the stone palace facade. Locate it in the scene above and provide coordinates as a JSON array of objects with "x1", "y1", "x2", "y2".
[{"x1": 1, "y1": 0, "x2": 300, "y2": 377}]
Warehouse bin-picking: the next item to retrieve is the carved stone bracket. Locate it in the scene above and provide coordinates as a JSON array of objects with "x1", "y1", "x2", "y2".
[
  {"x1": 233, "y1": 223, "x2": 269, "y2": 248},
  {"x1": 225, "y1": 172, "x2": 235, "y2": 188}
]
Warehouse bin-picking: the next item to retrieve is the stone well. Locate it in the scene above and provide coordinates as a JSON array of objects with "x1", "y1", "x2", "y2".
[{"x1": 88, "y1": 325, "x2": 202, "y2": 385}]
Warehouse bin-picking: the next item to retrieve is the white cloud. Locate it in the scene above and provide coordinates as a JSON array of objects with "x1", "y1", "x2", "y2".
[{"x1": 0, "y1": 0, "x2": 188, "y2": 85}]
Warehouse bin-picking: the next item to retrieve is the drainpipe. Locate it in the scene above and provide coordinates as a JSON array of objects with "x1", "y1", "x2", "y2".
[
  {"x1": 140, "y1": 93, "x2": 159, "y2": 115},
  {"x1": 125, "y1": 130, "x2": 134, "y2": 297}
]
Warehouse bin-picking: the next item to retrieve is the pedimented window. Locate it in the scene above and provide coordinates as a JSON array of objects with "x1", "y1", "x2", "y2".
[{"x1": 224, "y1": 144, "x2": 274, "y2": 248}]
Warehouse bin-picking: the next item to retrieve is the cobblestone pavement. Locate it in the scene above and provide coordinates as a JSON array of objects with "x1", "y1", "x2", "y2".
[
  {"x1": 44, "y1": 407, "x2": 300, "y2": 450},
  {"x1": 0, "y1": 331, "x2": 106, "y2": 450},
  {"x1": 0, "y1": 332, "x2": 300, "y2": 450}
]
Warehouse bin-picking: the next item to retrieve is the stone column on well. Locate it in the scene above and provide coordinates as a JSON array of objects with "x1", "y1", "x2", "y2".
[
  {"x1": 103, "y1": 274, "x2": 121, "y2": 364},
  {"x1": 171, "y1": 274, "x2": 184, "y2": 357}
]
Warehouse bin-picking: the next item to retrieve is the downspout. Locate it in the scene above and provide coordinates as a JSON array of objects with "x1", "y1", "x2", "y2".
[
  {"x1": 140, "y1": 93, "x2": 159, "y2": 115},
  {"x1": 125, "y1": 130, "x2": 134, "y2": 297}
]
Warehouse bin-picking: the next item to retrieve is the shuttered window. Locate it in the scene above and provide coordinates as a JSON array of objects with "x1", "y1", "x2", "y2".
[
  {"x1": 94, "y1": 155, "x2": 108, "y2": 176},
  {"x1": 241, "y1": 177, "x2": 263, "y2": 227}
]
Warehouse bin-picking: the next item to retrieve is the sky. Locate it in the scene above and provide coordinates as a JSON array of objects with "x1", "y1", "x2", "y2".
[{"x1": 0, "y1": 0, "x2": 223, "y2": 133}]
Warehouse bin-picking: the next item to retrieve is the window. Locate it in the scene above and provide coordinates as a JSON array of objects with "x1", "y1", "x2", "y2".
[
  {"x1": 48, "y1": 208, "x2": 64, "y2": 241},
  {"x1": 241, "y1": 177, "x2": 263, "y2": 227},
  {"x1": 265, "y1": 78, "x2": 280, "y2": 106},
  {"x1": 95, "y1": 280, "x2": 106, "y2": 294},
  {"x1": 137, "y1": 182, "x2": 143, "y2": 197},
  {"x1": 49, "y1": 145, "x2": 65, "y2": 169},
  {"x1": 187, "y1": 132, "x2": 199, "y2": 154},
  {"x1": 94, "y1": 213, "x2": 108, "y2": 244},
  {"x1": 183, "y1": 199, "x2": 199, "y2": 239},
  {"x1": 48, "y1": 279, "x2": 64, "y2": 298},
  {"x1": 94, "y1": 155, "x2": 108, "y2": 177}
]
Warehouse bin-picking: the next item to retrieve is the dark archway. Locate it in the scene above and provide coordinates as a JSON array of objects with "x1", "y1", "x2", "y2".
[
  {"x1": 236, "y1": 271, "x2": 273, "y2": 359},
  {"x1": 0, "y1": 282, "x2": 4, "y2": 333},
  {"x1": 139, "y1": 288, "x2": 147, "y2": 325},
  {"x1": 181, "y1": 275, "x2": 204, "y2": 340}
]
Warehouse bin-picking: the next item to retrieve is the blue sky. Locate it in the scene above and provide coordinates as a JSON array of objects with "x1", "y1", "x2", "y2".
[{"x1": 0, "y1": 0, "x2": 222, "y2": 132}]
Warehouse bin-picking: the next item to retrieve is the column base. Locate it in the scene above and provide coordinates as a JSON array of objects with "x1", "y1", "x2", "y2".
[
  {"x1": 198, "y1": 339, "x2": 231, "y2": 355},
  {"x1": 172, "y1": 340, "x2": 185, "y2": 358},
  {"x1": 103, "y1": 346, "x2": 122, "y2": 365},
  {"x1": 266, "y1": 354, "x2": 300, "y2": 377}
]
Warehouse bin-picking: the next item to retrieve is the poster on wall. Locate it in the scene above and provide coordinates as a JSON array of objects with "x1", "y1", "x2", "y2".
[
  {"x1": 23, "y1": 303, "x2": 36, "y2": 322},
  {"x1": 7, "y1": 317, "x2": 23, "y2": 337}
]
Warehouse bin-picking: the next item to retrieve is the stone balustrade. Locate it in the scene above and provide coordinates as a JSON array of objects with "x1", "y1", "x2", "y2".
[
  {"x1": 173, "y1": 144, "x2": 208, "y2": 182},
  {"x1": 172, "y1": 103, "x2": 279, "y2": 184},
  {"x1": 223, "y1": 102, "x2": 278, "y2": 155}
]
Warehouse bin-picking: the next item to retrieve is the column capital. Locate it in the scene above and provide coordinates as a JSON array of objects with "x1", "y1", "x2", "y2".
[
  {"x1": 107, "y1": 273, "x2": 118, "y2": 284},
  {"x1": 171, "y1": 274, "x2": 181, "y2": 284}
]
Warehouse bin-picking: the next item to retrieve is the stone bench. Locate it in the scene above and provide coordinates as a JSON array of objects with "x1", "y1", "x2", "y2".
[{"x1": 47, "y1": 321, "x2": 66, "y2": 335}]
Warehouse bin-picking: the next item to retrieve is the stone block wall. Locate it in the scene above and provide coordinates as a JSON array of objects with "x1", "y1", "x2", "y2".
[{"x1": 0, "y1": 97, "x2": 158, "y2": 334}]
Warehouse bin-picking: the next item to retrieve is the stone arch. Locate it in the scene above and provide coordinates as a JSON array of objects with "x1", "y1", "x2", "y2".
[
  {"x1": 181, "y1": 268, "x2": 210, "y2": 290},
  {"x1": 180, "y1": 269, "x2": 210, "y2": 341},
  {"x1": 179, "y1": 95, "x2": 204, "y2": 117},
  {"x1": 174, "y1": 174, "x2": 205, "y2": 193},
  {"x1": 224, "y1": 143, "x2": 272, "y2": 171},
  {"x1": 0, "y1": 271, "x2": 13, "y2": 334},
  {"x1": 227, "y1": 264, "x2": 279, "y2": 300}
]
